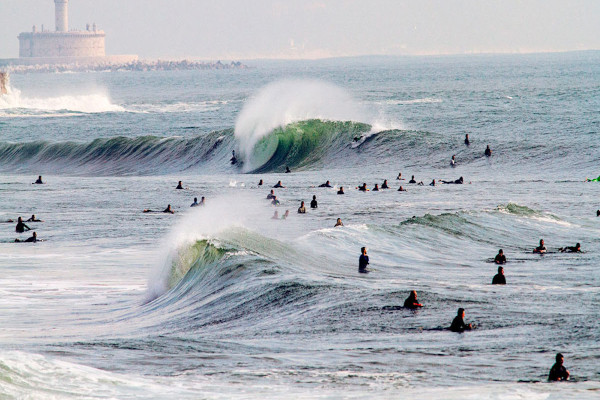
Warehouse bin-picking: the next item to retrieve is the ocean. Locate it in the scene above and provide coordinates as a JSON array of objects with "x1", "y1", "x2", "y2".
[{"x1": 0, "y1": 52, "x2": 599, "y2": 399}]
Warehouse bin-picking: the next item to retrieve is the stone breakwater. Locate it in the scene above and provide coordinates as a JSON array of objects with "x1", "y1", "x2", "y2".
[{"x1": 4, "y1": 59, "x2": 248, "y2": 74}]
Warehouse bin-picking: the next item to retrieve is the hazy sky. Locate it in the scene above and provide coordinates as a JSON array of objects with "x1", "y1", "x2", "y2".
[{"x1": 1, "y1": 0, "x2": 599, "y2": 59}]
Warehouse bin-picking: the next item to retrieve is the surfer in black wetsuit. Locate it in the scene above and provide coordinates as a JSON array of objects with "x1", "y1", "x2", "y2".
[
  {"x1": 26, "y1": 214, "x2": 43, "y2": 222},
  {"x1": 597, "y1": 210, "x2": 600, "y2": 217},
  {"x1": 15, "y1": 231, "x2": 37, "y2": 243},
  {"x1": 358, "y1": 183, "x2": 367, "y2": 192},
  {"x1": 494, "y1": 249, "x2": 506, "y2": 264},
  {"x1": 163, "y1": 204, "x2": 174, "y2": 214},
  {"x1": 358, "y1": 247, "x2": 369, "y2": 273},
  {"x1": 285, "y1": 166, "x2": 291, "y2": 173},
  {"x1": 230, "y1": 150, "x2": 237, "y2": 165},
  {"x1": 258, "y1": 179, "x2": 263, "y2": 186},
  {"x1": 15, "y1": 217, "x2": 31, "y2": 233},
  {"x1": 381, "y1": 180, "x2": 389, "y2": 189},
  {"x1": 298, "y1": 201, "x2": 306, "y2": 214},
  {"x1": 337, "y1": 187, "x2": 345, "y2": 194},
  {"x1": 310, "y1": 195, "x2": 317, "y2": 208},
  {"x1": 273, "y1": 181, "x2": 285, "y2": 188},
  {"x1": 450, "y1": 308, "x2": 472, "y2": 332},
  {"x1": 548, "y1": 353, "x2": 570, "y2": 381},
  {"x1": 464, "y1": 134, "x2": 470, "y2": 146},
  {"x1": 397, "y1": 172, "x2": 404, "y2": 180},
  {"x1": 492, "y1": 266, "x2": 506, "y2": 285},
  {"x1": 334, "y1": 218, "x2": 343, "y2": 227},
  {"x1": 176, "y1": 181, "x2": 184, "y2": 189},
  {"x1": 397, "y1": 186, "x2": 406, "y2": 191},
  {"x1": 271, "y1": 196, "x2": 280, "y2": 206},
  {"x1": 409, "y1": 175, "x2": 417, "y2": 184},
  {"x1": 559, "y1": 243, "x2": 582, "y2": 253},
  {"x1": 267, "y1": 190, "x2": 275, "y2": 199},
  {"x1": 372, "y1": 183, "x2": 379, "y2": 191},
  {"x1": 485, "y1": 145, "x2": 492, "y2": 157},
  {"x1": 33, "y1": 175, "x2": 44, "y2": 184},
  {"x1": 429, "y1": 179, "x2": 436, "y2": 186},
  {"x1": 441, "y1": 177, "x2": 463, "y2": 184},
  {"x1": 404, "y1": 290, "x2": 423, "y2": 309},
  {"x1": 533, "y1": 239, "x2": 546, "y2": 254},
  {"x1": 319, "y1": 180, "x2": 332, "y2": 188}
]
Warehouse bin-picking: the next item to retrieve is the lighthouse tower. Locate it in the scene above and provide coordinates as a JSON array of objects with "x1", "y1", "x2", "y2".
[{"x1": 55, "y1": 0, "x2": 69, "y2": 32}]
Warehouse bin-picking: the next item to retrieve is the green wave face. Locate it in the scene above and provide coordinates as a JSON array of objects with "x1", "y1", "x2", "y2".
[
  {"x1": 168, "y1": 240, "x2": 228, "y2": 289},
  {"x1": 248, "y1": 119, "x2": 371, "y2": 173}
]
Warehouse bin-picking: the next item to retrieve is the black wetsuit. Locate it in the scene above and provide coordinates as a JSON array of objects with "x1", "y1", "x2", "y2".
[
  {"x1": 319, "y1": 183, "x2": 332, "y2": 188},
  {"x1": 404, "y1": 297, "x2": 421, "y2": 309},
  {"x1": 273, "y1": 183, "x2": 284, "y2": 188},
  {"x1": 548, "y1": 363, "x2": 569, "y2": 381},
  {"x1": 267, "y1": 193, "x2": 275, "y2": 199},
  {"x1": 337, "y1": 189, "x2": 344, "y2": 195},
  {"x1": 310, "y1": 199, "x2": 317, "y2": 208},
  {"x1": 450, "y1": 316, "x2": 470, "y2": 332},
  {"x1": 409, "y1": 179, "x2": 416, "y2": 184},
  {"x1": 492, "y1": 273, "x2": 506, "y2": 285},
  {"x1": 16, "y1": 221, "x2": 30, "y2": 233},
  {"x1": 358, "y1": 185, "x2": 367, "y2": 192},
  {"x1": 359, "y1": 254, "x2": 369, "y2": 273},
  {"x1": 485, "y1": 148, "x2": 491, "y2": 157},
  {"x1": 495, "y1": 254, "x2": 506, "y2": 264},
  {"x1": 534, "y1": 246, "x2": 547, "y2": 253},
  {"x1": 381, "y1": 182, "x2": 389, "y2": 189},
  {"x1": 560, "y1": 246, "x2": 580, "y2": 253},
  {"x1": 465, "y1": 138, "x2": 470, "y2": 146}
]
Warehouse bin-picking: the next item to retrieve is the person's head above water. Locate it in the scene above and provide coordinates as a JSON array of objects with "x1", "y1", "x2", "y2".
[
  {"x1": 498, "y1": 266, "x2": 504, "y2": 274},
  {"x1": 300, "y1": 201, "x2": 304, "y2": 206},
  {"x1": 457, "y1": 308, "x2": 465, "y2": 317},
  {"x1": 18, "y1": 217, "x2": 22, "y2": 222},
  {"x1": 410, "y1": 290, "x2": 417, "y2": 299},
  {"x1": 555, "y1": 353, "x2": 564, "y2": 365},
  {"x1": 498, "y1": 249, "x2": 503, "y2": 255},
  {"x1": 540, "y1": 239, "x2": 545, "y2": 246},
  {"x1": 312, "y1": 195, "x2": 316, "y2": 200},
  {"x1": 194, "y1": 197, "x2": 197, "y2": 202},
  {"x1": 361, "y1": 247, "x2": 367, "y2": 255}
]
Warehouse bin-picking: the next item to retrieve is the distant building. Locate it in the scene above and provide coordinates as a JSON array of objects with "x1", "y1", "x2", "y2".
[{"x1": 1, "y1": 0, "x2": 137, "y2": 66}]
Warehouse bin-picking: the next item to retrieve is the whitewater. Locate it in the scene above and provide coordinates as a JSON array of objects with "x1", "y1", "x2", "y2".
[{"x1": 0, "y1": 53, "x2": 599, "y2": 399}]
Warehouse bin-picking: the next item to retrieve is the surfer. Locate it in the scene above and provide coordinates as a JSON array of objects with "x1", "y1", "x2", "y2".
[
  {"x1": 485, "y1": 145, "x2": 492, "y2": 157},
  {"x1": 441, "y1": 177, "x2": 464, "y2": 184},
  {"x1": 33, "y1": 175, "x2": 44, "y2": 184},
  {"x1": 548, "y1": 353, "x2": 570, "y2": 381},
  {"x1": 451, "y1": 155, "x2": 456, "y2": 167},
  {"x1": 285, "y1": 166, "x2": 291, "y2": 173},
  {"x1": 359, "y1": 247, "x2": 370, "y2": 273},
  {"x1": 492, "y1": 266, "x2": 506, "y2": 285},
  {"x1": 397, "y1": 186, "x2": 406, "y2": 191},
  {"x1": 281, "y1": 210, "x2": 290, "y2": 220},
  {"x1": 267, "y1": 190, "x2": 276, "y2": 199},
  {"x1": 190, "y1": 197, "x2": 199, "y2": 207},
  {"x1": 372, "y1": 183, "x2": 380, "y2": 191},
  {"x1": 15, "y1": 217, "x2": 31, "y2": 233},
  {"x1": 199, "y1": 196, "x2": 205, "y2": 206},
  {"x1": 597, "y1": 210, "x2": 600, "y2": 216},
  {"x1": 559, "y1": 243, "x2": 581, "y2": 253},
  {"x1": 429, "y1": 179, "x2": 436, "y2": 186},
  {"x1": 494, "y1": 249, "x2": 506, "y2": 264},
  {"x1": 381, "y1": 180, "x2": 389, "y2": 189},
  {"x1": 15, "y1": 231, "x2": 37, "y2": 243},
  {"x1": 464, "y1": 134, "x2": 470, "y2": 146},
  {"x1": 319, "y1": 180, "x2": 332, "y2": 188},
  {"x1": 450, "y1": 308, "x2": 472, "y2": 333},
  {"x1": 337, "y1": 187, "x2": 345, "y2": 195},
  {"x1": 310, "y1": 195, "x2": 318, "y2": 208},
  {"x1": 258, "y1": 179, "x2": 263, "y2": 186},
  {"x1": 409, "y1": 175, "x2": 417, "y2": 184},
  {"x1": 404, "y1": 290, "x2": 423, "y2": 309},
  {"x1": 273, "y1": 181, "x2": 285, "y2": 188},
  {"x1": 230, "y1": 150, "x2": 237, "y2": 165},
  {"x1": 397, "y1": 172, "x2": 404, "y2": 180},
  {"x1": 271, "y1": 196, "x2": 280, "y2": 206},
  {"x1": 533, "y1": 239, "x2": 547, "y2": 254},
  {"x1": 334, "y1": 218, "x2": 343, "y2": 227},
  {"x1": 271, "y1": 210, "x2": 279, "y2": 219},
  {"x1": 26, "y1": 214, "x2": 43, "y2": 222},
  {"x1": 176, "y1": 181, "x2": 184, "y2": 190},
  {"x1": 358, "y1": 183, "x2": 368, "y2": 192},
  {"x1": 163, "y1": 204, "x2": 174, "y2": 213},
  {"x1": 298, "y1": 201, "x2": 306, "y2": 214}
]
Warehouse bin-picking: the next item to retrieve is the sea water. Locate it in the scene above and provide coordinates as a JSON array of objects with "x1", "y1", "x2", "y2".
[{"x1": 0, "y1": 53, "x2": 599, "y2": 399}]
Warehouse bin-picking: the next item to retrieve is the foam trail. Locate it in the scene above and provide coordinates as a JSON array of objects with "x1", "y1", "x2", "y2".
[
  {"x1": 234, "y1": 80, "x2": 367, "y2": 171},
  {"x1": 0, "y1": 83, "x2": 124, "y2": 114}
]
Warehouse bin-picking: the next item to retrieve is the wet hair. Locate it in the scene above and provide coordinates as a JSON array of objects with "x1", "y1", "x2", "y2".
[
  {"x1": 556, "y1": 353, "x2": 564, "y2": 361},
  {"x1": 498, "y1": 266, "x2": 503, "y2": 273},
  {"x1": 499, "y1": 249, "x2": 503, "y2": 254},
  {"x1": 457, "y1": 308, "x2": 465, "y2": 315},
  {"x1": 361, "y1": 247, "x2": 366, "y2": 253}
]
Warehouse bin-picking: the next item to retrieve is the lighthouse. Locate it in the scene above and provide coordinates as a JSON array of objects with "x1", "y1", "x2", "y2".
[{"x1": 55, "y1": 0, "x2": 69, "y2": 32}]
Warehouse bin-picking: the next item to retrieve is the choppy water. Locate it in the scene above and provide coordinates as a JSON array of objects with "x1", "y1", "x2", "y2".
[{"x1": 1, "y1": 53, "x2": 599, "y2": 399}]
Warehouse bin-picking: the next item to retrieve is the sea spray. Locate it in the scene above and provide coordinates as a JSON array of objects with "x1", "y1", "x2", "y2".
[{"x1": 234, "y1": 80, "x2": 367, "y2": 171}]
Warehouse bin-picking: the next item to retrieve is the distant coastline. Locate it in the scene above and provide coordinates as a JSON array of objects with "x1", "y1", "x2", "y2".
[{"x1": 2, "y1": 59, "x2": 248, "y2": 74}]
